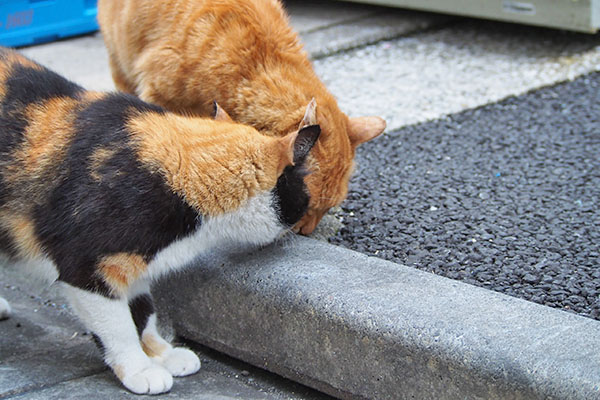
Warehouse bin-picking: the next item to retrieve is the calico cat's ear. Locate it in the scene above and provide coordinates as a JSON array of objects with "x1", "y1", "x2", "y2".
[
  {"x1": 293, "y1": 124, "x2": 321, "y2": 165},
  {"x1": 298, "y1": 98, "x2": 317, "y2": 129},
  {"x1": 277, "y1": 130, "x2": 298, "y2": 175},
  {"x1": 213, "y1": 101, "x2": 234, "y2": 122},
  {"x1": 348, "y1": 116, "x2": 386, "y2": 146}
]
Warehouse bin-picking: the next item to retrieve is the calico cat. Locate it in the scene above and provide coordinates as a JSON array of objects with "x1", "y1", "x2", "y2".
[
  {"x1": 97, "y1": 0, "x2": 386, "y2": 235},
  {"x1": 0, "y1": 48, "x2": 320, "y2": 394}
]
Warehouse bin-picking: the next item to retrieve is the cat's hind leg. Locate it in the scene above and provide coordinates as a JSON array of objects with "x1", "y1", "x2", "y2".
[
  {"x1": 0, "y1": 297, "x2": 11, "y2": 320},
  {"x1": 129, "y1": 282, "x2": 201, "y2": 377},
  {"x1": 61, "y1": 284, "x2": 173, "y2": 394}
]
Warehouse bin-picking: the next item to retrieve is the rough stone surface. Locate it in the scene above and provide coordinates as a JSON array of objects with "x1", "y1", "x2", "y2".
[
  {"x1": 314, "y1": 19, "x2": 600, "y2": 130},
  {"x1": 8, "y1": 370, "x2": 284, "y2": 400},
  {"x1": 0, "y1": 266, "x2": 331, "y2": 400},
  {"x1": 330, "y1": 71, "x2": 600, "y2": 322},
  {"x1": 289, "y1": 1, "x2": 450, "y2": 59},
  {"x1": 155, "y1": 237, "x2": 600, "y2": 400}
]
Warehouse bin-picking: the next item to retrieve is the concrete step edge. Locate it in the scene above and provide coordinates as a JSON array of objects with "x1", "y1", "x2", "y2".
[{"x1": 155, "y1": 236, "x2": 600, "y2": 400}]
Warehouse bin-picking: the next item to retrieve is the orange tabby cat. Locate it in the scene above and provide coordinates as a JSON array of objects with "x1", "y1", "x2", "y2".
[{"x1": 98, "y1": 0, "x2": 386, "y2": 234}]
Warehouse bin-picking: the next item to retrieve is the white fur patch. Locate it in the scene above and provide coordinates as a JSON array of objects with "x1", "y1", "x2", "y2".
[
  {"x1": 0, "y1": 297, "x2": 11, "y2": 320},
  {"x1": 146, "y1": 191, "x2": 284, "y2": 280},
  {"x1": 141, "y1": 314, "x2": 201, "y2": 377},
  {"x1": 61, "y1": 284, "x2": 173, "y2": 394}
]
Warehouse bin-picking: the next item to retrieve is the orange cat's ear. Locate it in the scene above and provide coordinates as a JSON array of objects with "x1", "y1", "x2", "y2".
[
  {"x1": 293, "y1": 124, "x2": 321, "y2": 165},
  {"x1": 298, "y1": 98, "x2": 317, "y2": 129},
  {"x1": 213, "y1": 101, "x2": 234, "y2": 122},
  {"x1": 348, "y1": 116, "x2": 386, "y2": 147}
]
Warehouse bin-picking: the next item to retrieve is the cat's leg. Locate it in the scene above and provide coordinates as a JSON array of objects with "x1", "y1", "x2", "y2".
[
  {"x1": 0, "y1": 297, "x2": 11, "y2": 320},
  {"x1": 129, "y1": 281, "x2": 201, "y2": 377},
  {"x1": 61, "y1": 283, "x2": 173, "y2": 394}
]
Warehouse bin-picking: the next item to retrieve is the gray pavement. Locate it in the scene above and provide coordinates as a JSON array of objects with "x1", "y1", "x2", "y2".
[
  {"x1": 0, "y1": 266, "x2": 331, "y2": 399},
  {"x1": 2, "y1": 0, "x2": 600, "y2": 399},
  {"x1": 331, "y1": 70, "x2": 600, "y2": 321}
]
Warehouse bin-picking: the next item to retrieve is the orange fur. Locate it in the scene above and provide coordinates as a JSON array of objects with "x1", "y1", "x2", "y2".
[
  {"x1": 0, "y1": 213, "x2": 44, "y2": 258},
  {"x1": 1, "y1": 97, "x2": 80, "y2": 225},
  {"x1": 128, "y1": 111, "x2": 291, "y2": 216},
  {"x1": 98, "y1": 0, "x2": 386, "y2": 234},
  {"x1": 89, "y1": 147, "x2": 119, "y2": 182},
  {"x1": 141, "y1": 332, "x2": 170, "y2": 358},
  {"x1": 98, "y1": 253, "x2": 148, "y2": 296},
  {"x1": 18, "y1": 99, "x2": 79, "y2": 174}
]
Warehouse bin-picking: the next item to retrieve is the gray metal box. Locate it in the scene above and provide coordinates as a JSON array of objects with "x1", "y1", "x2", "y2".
[{"x1": 339, "y1": 0, "x2": 600, "y2": 33}]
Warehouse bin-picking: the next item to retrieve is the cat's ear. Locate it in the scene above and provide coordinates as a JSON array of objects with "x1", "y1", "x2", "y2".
[
  {"x1": 293, "y1": 124, "x2": 321, "y2": 165},
  {"x1": 347, "y1": 116, "x2": 386, "y2": 146},
  {"x1": 277, "y1": 130, "x2": 298, "y2": 174},
  {"x1": 213, "y1": 101, "x2": 234, "y2": 122},
  {"x1": 298, "y1": 98, "x2": 317, "y2": 129}
]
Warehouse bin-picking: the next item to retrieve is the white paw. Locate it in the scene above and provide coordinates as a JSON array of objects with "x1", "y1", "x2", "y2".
[
  {"x1": 0, "y1": 297, "x2": 11, "y2": 320},
  {"x1": 121, "y1": 365, "x2": 173, "y2": 395},
  {"x1": 158, "y1": 347, "x2": 201, "y2": 377}
]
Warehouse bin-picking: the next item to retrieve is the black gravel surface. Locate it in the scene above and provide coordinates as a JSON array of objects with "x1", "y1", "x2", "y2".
[{"x1": 330, "y1": 72, "x2": 600, "y2": 320}]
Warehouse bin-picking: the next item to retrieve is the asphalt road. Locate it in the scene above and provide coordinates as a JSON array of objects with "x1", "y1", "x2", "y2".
[{"x1": 330, "y1": 71, "x2": 600, "y2": 321}]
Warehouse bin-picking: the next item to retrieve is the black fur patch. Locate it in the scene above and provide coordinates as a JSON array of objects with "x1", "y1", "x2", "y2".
[
  {"x1": 91, "y1": 333, "x2": 106, "y2": 355},
  {"x1": 272, "y1": 124, "x2": 321, "y2": 227},
  {"x1": 1, "y1": 63, "x2": 83, "y2": 112},
  {"x1": 0, "y1": 48, "x2": 84, "y2": 208},
  {"x1": 273, "y1": 165, "x2": 310, "y2": 227},
  {"x1": 293, "y1": 125, "x2": 321, "y2": 165},
  {"x1": 32, "y1": 94, "x2": 199, "y2": 296},
  {"x1": 129, "y1": 294, "x2": 155, "y2": 336}
]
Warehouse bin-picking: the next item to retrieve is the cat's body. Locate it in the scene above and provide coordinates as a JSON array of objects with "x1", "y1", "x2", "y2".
[
  {"x1": 98, "y1": 0, "x2": 386, "y2": 234},
  {"x1": 0, "y1": 48, "x2": 319, "y2": 394}
]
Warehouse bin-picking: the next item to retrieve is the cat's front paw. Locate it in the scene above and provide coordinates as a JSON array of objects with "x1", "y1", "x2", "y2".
[
  {"x1": 121, "y1": 364, "x2": 173, "y2": 395},
  {"x1": 158, "y1": 347, "x2": 201, "y2": 377}
]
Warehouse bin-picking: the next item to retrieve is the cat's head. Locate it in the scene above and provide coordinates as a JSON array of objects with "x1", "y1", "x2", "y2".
[
  {"x1": 212, "y1": 102, "x2": 321, "y2": 241},
  {"x1": 292, "y1": 98, "x2": 386, "y2": 235},
  {"x1": 129, "y1": 105, "x2": 320, "y2": 247}
]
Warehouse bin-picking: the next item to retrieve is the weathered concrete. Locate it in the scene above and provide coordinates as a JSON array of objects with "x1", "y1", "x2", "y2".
[
  {"x1": 8, "y1": 370, "x2": 280, "y2": 400},
  {"x1": 0, "y1": 266, "x2": 331, "y2": 399},
  {"x1": 155, "y1": 236, "x2": 600, "y2": 400},
  {"x1": 288, "y1": 1, "x2": 450, "y2": 59}
]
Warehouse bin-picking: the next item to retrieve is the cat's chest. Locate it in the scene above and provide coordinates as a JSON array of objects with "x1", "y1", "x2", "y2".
[{"x1": 145, "y1": 192, "x2": 283, "y2": 280}]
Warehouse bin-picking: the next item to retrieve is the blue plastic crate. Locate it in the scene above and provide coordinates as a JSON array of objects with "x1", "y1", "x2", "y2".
[{"x1": 0, "y1": 0, "x2": 98, "y2": 47}]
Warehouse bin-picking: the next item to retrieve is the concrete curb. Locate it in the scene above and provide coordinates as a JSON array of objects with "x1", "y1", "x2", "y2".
[{"x1": 155, "y1": 236, "x2": 600, "y2": 400}]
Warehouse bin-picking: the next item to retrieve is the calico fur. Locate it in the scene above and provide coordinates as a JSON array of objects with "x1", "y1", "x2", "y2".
[
  {"x1": 98, "y1": 0, "x2": 386, "y2": 234},
  {"x1": 0, "y1": 48, "x2": 320, "y2": 394}
]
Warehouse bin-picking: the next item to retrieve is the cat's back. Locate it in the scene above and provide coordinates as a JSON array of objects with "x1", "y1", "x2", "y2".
[
  {"x1": 99, "y1": 0, "x2": 296, "y2": 49},
  {"x1": 0, "y1": 47, "x2": 83, "y2": 109}
]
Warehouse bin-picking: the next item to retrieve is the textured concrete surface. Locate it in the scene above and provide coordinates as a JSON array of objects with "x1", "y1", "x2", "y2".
[
  {"x1": 314, "y1": 19, "x2": 600, "y2": 130},
  {"x1": 0, "y1": 266, "x2": 331, "y2": 400},
  {"x1": 288, "y1": 0, "x2": 451, "y2": 59},
  {"x1": 331, "y1": 71, "x2": 600, "y2": 321},
  {"x1": 155, "y1": 237, "x2": 600, "y2": 400}
]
